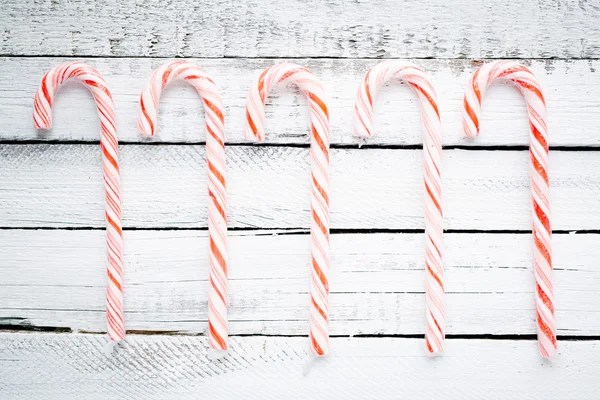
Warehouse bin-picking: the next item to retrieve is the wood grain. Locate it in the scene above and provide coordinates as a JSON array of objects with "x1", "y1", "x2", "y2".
[
  {"x1": 1, "y1": 333, "x2": 598, "y2": 400},
  {"x1": 1, "y1": 58, "x2": 599, "y2": 146},
  {"x1": 1, "y1": 144, "x2": 598, "y2": 230},
  {"x1": 1, "y1": 230, "x2": 597, "y2": 335},
  {"x1": 2, "y1": 0, "x2": 599, "y2": 58}
]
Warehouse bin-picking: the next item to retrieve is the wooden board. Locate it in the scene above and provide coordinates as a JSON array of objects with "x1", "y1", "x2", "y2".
[
  {"x1": 2, "y1": 0, "x2": 599, "y2": 58},
  {"x1": 1, "y1": 230, "x2": 597, "y2": 335},
  {"x1": 1, "y1": 58, "x2": 599, "y2": 146},
  {"x1": 1, "y1": 333, "x2": 598, "y2": 400},
  {"x1": 1, "y1": 144, "x2": 598, "y2": 230}
]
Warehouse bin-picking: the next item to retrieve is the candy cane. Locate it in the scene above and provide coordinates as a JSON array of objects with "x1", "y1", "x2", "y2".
[
  {"x1": 354, "y1": 61, "x2": 444, "y2": 353},
  {"x1": 245, "y1": 62, "x2": 330, "y2": 356},
  {"x1": 33, "y1": 62, "x2": 124, "y2": 343},
  {"x1": 138, "y1": 61, "x2": 228, "y2": 355},
  {"x1": 463, "y1": 60, "x2": 556, "y2": 358}
]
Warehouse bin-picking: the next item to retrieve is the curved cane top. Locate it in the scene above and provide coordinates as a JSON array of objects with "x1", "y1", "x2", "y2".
[
  {"x1": 244, "y1": 62, "x2": 331, "y2": 356},
  {"x1": 138, "y1": 60, "x2": 224, "y2": 139},
  {"x1": 33, "y1": 62, "x2": 124, "y2": 342},
  {"x1": 138, "y1": 60, "x2": 229, "y2": 353},
  {"x1": 353, "y1": 60, "x2": 444, "y2": 353},
  {"x1": 462, "y1": 60, "x2": 555, "y2": 358}
]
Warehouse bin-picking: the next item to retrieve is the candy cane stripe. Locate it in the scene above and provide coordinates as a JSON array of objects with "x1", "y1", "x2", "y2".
[
  {"x1": 462, "y1": 60, "x2": 556, "y2": 358},
  {"x1": 138, "y1": 61, "x2": 229, "y2": 352},
  {"x1": 245, "y1": 62, "x2": 331, "y2": 356},
  {"x1": 33, "y1": 62, "x2": 124, "y2": 343},
  {"x1": 353, "y1": 61, "x2": 445, "y2": 353}
]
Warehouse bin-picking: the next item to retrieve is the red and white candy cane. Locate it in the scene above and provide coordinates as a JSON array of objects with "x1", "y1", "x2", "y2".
[
  {"x1": 354, "y1": 61, "x2": 444, "y2": 353},
  {"x1": 245, "y1": 63, "x2": 330, "y2": 356},
  {"x1": 33, "y1": 62, "x2": 124, "y2": 343},
  {"x1": 463, "y1": 60, "x2": 556, "y2": 358},
  {"x1": 138, "y1": 61, "x2": 228, "y2": 355}
]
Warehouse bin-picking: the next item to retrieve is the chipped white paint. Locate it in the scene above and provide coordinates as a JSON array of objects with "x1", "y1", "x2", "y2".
[
  {"x1": 1, "y1": 333, "x2": 599, "y2": 400},
  {"x1": 1, "y1": 230, "x2": 599, "y2": 335},
  {"x1": 1, "y1": 0, "x2": 599, "y2": 58},
  {"x1": 1, "y1": 58, "x2": 599, "y2": 146},
  {"x1": 1, "y1": 145, "x2": 599, "y2": 230}
]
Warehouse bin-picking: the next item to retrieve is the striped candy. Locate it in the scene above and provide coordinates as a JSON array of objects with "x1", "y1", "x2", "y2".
[
  {"x1": 354, "y1": 61, "x2": 444, "y2": 353},
  {"x1": 245, "y1": 63, "x2": 331, "y2": 356},
  {"x1": 463, "y1": 60, "x2": 556, "y2": 358},
  {"x1": 33, "y1": 62, "x2": 124, "y2": 342},
  {"x1": 138, "y1": 61, "x2": 229, "y2": 353}
]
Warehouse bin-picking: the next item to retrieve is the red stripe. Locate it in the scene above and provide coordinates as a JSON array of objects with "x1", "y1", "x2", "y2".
[
  {"x1": 106, "y1": 213, "x2": 122, "y2": 236},
  {"x1": 308, "y1": 92, "x2": 329, "y2": 119},
  {"x1": 427, "y1": 263, "x2": 444, "y2": 291},
  {"x1": 311, "y1": 335, "x2": 325, "y2": 356},
  {"x1": 41, "y1": 75, "x2": 53, "y2": 107},
  {"x1": 107, "y1": 270, "x2": 122, "y2": 292},
  {"x1": 364, "y1": 71, "x2": 373, "y2": 106},
  {"x1": 206, "y1": 124, "x2": 225, "y2": 148},
  {"x1": 101, "y1": 143, "x2": 119, "y2": 171},
  {"x1": 209, "y1": 190, "x2": 226, "y2": 220},
  {"x1": 530, "y1": 150, "x2": 549, "y2": 185},
  {"x1": 530, "y1": 120, "x2": 549, "y2": 152},
  {"x1": 533, "y1": 232, "x2": 552, "y2": 267},
  {"x1": 472, "y1": 69, "x2": 482, "y2": 103},
  {"x1": 537, "y1": 284, "x2": 554, "y2": 314},
  {"x1": 203, "y1": 98, "x2": 225, "y2": 123},
  {"x1": 312, "y1": 174, "x2": 329, "y2": 206},
  {"x1": 257, "y1": 68, "x2": 269, "y2": 102},
  {"x1": 430, "y1": 310, "x2": 442, "y2": 335},
  {"x1": 514, "y1": 79, "x2": 545, "y2": 104},
  {"x1": 533, "y1": 200, "x2": 551, "y2": 234},
  {"x1": 411, "y1": 83, "x2": 439, "y2": 118},
  {"x1": 536, "y1": 311, "x2": 557, "y2": 346},
  {"x1": 311, "y1": 125, "x2": 329, "y2": 162},
  {"x1": 208, "y1": 159, "x2": 226, "y2": 186},
  {"x1": 83, "y1": 79, "x2": 111, "y2": 99},
  {"x1": 311, "y1": 296, "x2": 328, "y2": 321},
  {"x1": 312, "y1": 210, "x2": 328, "y2": 239},
  {"x1": 209, "y1": 322, "x2": 227, "y2": 350},
  {"x1": 210, "y1": 276, "x2": 226, "y2": 304},
  {"x1": 246, "y1": 110, "x2": 259, "y2": 138},
  {"x1": 312, "y1": 257, "x2": 329, "y2": 293},
  {"x1": 140, "y1": 98, "x2": 154, "y2": 135},
  {"x1": 425, "y1": 182, "x2": 442, "y2": 214},
  {"x1": 464, "y1": 97, "x2": 479, "y2": 132},
  {"x1": 210, "y1": 237, "x2": 227, "y2": 275}
]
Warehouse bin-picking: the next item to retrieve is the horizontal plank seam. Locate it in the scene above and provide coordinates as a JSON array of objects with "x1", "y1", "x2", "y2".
[
  {"x1": 0, "y1": 326, "x2": 597, "y2": 341},
  {"x1": 0, "y1": 227, "x2": 597, "y2": 234},
  {"x1": 1, "y1": 54, "x2": 599, "y2": 61},
  {"x1": 2, "y1": 140, "x2": 600, "y2": 152}
]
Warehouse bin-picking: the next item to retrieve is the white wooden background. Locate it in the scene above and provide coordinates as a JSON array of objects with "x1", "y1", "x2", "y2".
[{"x1": 1, "y1": 1, "x2": 600, "y2": 398}]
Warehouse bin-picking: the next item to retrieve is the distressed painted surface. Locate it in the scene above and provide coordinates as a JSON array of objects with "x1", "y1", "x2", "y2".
[
  {"x1": 0, "y1": 230, "x2": 598, "y2": 335},
  {"x1": 1, "y1": 145, "x2": 599, "y2": 230},
  {"x1": 1, "y1": 334, "x2": 598, "y2": 399},
  {"x1": 1, "y1": 1, "x2": 600, "y2": 58},
  {"x1": 1, "y1": 58, "x2": 599, "y2": 146}
]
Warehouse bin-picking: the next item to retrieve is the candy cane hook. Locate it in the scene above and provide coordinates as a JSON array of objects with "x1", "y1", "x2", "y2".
[
  {"x1": 245, "y1": 62, "x2": 331, "y2": 356},
  {"x1": 33, "y1": 62, "x2": 124, "y2": 343},
  {"x1": 138, "y1": 61, "x2": 228, "y2": 355},
  {"x1": 354, "y1": 61, "x2": 444, "y2": 353},
  {"x1": 463, "y1": 60, "x2": 556, "y2": 358}
]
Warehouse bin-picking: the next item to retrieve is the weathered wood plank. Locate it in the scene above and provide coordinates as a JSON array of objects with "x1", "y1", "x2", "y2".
[
  {"x1": 1, "y1": 230, "x2": 597, "y2": 335},
  {"x1": 1, "y1": 333, "x2": 598, "y2": 400},
  {"x1": 1, "y1": 58, "x2": 599, "y2": 146},
  {"x1": 0, "y1": 145, "x2": 598, "y2": 230},
  {"x1": 2, "y1": 0, "x2": 599, "y2": 58}
]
